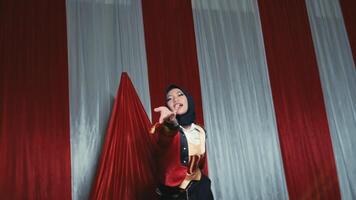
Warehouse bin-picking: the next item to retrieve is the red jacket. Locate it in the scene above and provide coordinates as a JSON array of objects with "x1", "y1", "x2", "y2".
[{"x1": 154, "y1": 123, "x2": 207, "y2": 187}]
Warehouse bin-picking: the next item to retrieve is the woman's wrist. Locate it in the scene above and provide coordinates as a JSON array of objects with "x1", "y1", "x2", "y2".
[{"x1": 164, "y1": 120, "x2": 179, "y2": 130}]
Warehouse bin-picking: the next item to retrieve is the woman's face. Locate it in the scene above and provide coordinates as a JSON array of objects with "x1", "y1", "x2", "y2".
[{"x1": 166, "y1": 88, "x2": 188, "y2": 115}]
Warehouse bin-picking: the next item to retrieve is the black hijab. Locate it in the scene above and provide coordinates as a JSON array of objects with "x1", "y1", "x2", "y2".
[{"x1": 165, "y1": 84, "x2": 196, "y2": 126}]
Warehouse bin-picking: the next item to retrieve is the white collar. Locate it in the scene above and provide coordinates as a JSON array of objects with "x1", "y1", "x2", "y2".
[{"x1": 180, "y1": 123, "x2": 196, "y2": 132}]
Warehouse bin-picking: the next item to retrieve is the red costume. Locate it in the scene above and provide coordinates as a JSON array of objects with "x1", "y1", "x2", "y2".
[{"x1": 154, "y1": 123, "x2": 207, "y2": 187}]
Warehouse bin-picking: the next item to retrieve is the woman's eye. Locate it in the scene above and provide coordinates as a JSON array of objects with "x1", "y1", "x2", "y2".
[
  {"x1": 178, "y1": 93, "x2": 184, "y2": 96},
  {"x1": 166, "y1": 98, "x2": 172, "y2": 102}
]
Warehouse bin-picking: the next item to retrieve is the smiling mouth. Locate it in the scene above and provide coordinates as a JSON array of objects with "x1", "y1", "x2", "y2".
[{"x1": 174, "y1": 103, "x2": 183, "y2": 111}]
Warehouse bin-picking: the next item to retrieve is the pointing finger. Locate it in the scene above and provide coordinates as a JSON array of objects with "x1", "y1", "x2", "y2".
[{"x1": 154, "y1": 106, "x2": 164, "y2": 112}]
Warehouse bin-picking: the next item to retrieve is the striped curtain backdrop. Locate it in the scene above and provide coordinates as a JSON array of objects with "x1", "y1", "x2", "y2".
[
  {"x1": 1, "y1": 0, "x2": 355, "y2": 199},
  {"x1": 191, "y1": 0, "x2": 289, "y2": 199},
  {"x1": 306, "y1": 0, "x2": 356, "y2": 199}
]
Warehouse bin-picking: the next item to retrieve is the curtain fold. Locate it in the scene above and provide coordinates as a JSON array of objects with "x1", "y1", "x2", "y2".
[
  {"x1": 0, "y1": 0, "x2": 71, "y2": 199},
  {"x1": 257, "y1": 0, "x2": 341, "y2": 199},
  {"x1": 90, "y1": 73, "x2": 157, "y2": 200},
  {"x1": 306, "y1": 0, "x2": 356, "y2": 199},
  {"x1": 192, "y1": 0, "x2": 289, "y2": 199},
  {"x1": 66, "y1": 0, "x2": 151, "y2": 199}
]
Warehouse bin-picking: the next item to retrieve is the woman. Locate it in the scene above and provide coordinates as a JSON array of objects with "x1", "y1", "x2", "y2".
[{"x1": 152, "y1": 84, "x2": 214, "y2": 200}]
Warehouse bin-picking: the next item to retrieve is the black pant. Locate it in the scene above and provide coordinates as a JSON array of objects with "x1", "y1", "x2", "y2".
[{"x1": 157, "y1": 175, "x2": 214, "y2": 200}]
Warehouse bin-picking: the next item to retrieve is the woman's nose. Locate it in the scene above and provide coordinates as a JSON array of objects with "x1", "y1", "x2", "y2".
[{"x1": 172, "y1": 96, "x2": 177, "y2": 103}]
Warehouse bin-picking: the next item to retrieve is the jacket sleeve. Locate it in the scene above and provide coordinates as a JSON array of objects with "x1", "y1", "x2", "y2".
[{"x1": 151, "y1": 122, "x2": 180, "y2": 148}]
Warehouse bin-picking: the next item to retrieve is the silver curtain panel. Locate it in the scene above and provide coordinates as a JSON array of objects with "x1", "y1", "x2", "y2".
[
  {"x1": 192, "y1": 0, "x2": 289, "y2": 199},
  {"x1": 306, "y1": 0, "x2": 356, "y2": 199},
  {"x1": 66, "y1": 0, "x2": 151, "y2": 199}
]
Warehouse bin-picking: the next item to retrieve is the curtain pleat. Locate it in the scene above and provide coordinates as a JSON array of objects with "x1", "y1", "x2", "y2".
[
  {"x1": 90, "y1": 73, "x2": 157, "y2": 200},
  {"x1": 65, "y1": 0, "x2": 151, "y2": 199},
  {"x1": 306, "y1": 0, "x2": 356, "y2": 199},
  {"x1": 257, "y1": 0, "x2": 341, "y2": 199},
  {"x1": 192, "y1": 1, "x2": 289, "y2": 199},
  {"x1": 0, "y1": 0, "x2": 72, "y2": 199}
]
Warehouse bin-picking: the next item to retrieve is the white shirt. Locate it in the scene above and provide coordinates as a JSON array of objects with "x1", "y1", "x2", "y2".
[{"x1": 181, "y1": 123, "x2": 201, "y2": 145}]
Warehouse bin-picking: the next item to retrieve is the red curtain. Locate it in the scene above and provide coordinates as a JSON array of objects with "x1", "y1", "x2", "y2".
[
  {"x1": 90, "y1": 73, "x2": 157, "y2": 200},
  {"x1": 340, "y1": 0, "x2": 356, "y2": 67},
  {"x1": 257, "y1": 0, "x2": 341, "y2": 199},
  {"x1": 0, "y1": 0, "x2": 71, "y2": 199},
  {"x1": 141, "y1": 0, "x2": 204, "y2": 125},
  {"x1": 141, "y1": 0, "x2": 208, "y2": 176}
]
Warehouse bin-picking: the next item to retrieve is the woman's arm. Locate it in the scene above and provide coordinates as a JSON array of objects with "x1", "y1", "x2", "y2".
[{"x1": 151, "y1": 106, "x2": 180, "y2": 147}]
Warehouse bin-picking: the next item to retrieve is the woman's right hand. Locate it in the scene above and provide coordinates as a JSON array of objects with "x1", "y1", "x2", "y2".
[{"x1": 154, "y1": 106, "x2": 178, "y2": 125}]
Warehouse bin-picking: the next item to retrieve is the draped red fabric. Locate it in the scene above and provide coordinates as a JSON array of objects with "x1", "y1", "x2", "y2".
[
  {"x1": 90, "y1": 73, "x2": 157, "y2": 200},
  {"x1": 0, "y1": 0, "x2": 71, "y2": 199},
  {"x1": 141, "y1": 0, "x2": 208, "y2": 176},
  {"x1": 340, "y1": 0, "x2": 356, "y2": 67},
  {"x1": 257, "y1": 1, "x2": 341, "y2": 199}
]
